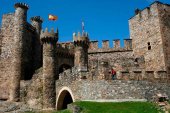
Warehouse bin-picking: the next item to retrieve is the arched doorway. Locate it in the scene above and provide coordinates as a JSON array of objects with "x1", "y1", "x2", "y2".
[
  {"x1": 59, "y1": 64, "x2": 71, "y2": 74},
  {"x1": 57, "y1": 88, "x2": 74, "y2": 110}
]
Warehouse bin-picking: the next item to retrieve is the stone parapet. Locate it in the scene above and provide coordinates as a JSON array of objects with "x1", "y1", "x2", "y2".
[
  {"x1": 56, "y1": 44, "x2": 74, "y2": 58},
  {"x1": 88, "y1": 48, "x2": 133, "y2": 54},
  {"x1": 129, "y1": 1, "x2": 165, "y2": 21},
  {"x1": 89, "y1": 39, "x2": 132, "y2": 51},
  {"x1": 116, "y1": 70, "x2": 169, "y2": 83},
  {"x1": 73, "y1": 32, "x2": 89, "y2": 42},
  {"x1": 40, "y1": 28, "x2": 58, "y2": 43},
  {"x1": 30, "y1": 16, "x2": 43, "y2": 23}
]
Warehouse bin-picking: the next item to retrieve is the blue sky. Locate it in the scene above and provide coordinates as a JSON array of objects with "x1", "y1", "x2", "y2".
[{"x1": 0, "y1": 0, "x2": 170, "y2": 46}]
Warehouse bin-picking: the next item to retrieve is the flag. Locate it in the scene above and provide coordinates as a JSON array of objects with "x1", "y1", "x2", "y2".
[
  {"x1": 48, "y1": 14, "x2": 58, "y2": 21},
  {"x1": 82, "y1": 21, "x2": 85, "y2": 33}
]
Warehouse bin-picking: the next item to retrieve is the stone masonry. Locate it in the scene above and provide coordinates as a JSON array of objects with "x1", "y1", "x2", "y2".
[{"x1": 0, "y1": 1, "x2": 170, "y2": 112}]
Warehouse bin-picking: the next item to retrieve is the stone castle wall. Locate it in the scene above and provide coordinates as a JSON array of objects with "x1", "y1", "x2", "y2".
[
  {"x1": 0, "y1": 12, "x2": 36, "y2": 99},
  {"x1": 21, "y1": 23, "x2": 35, "y2": 80},
  {"x1": 157, "y1": 3, "x2": 170, "y2": 73},
  {"x1": 129, "y1": 2, "x2": 167, "y2": 71},
  {"x1": 56, "y1": 68, "x2": 170, "y2": 102},
  {"x1": 0, "y1": 14, "x2": 15, "y2": 99},
  {"x1": 88, "y1": 50, "x2": 135, "y2": 72},
  {"x1": 0, "y1": 29, "x2": 2, "y2": 55},
  {"x1": 88, "y1": 39, "x2": 136, "y2": 72}
]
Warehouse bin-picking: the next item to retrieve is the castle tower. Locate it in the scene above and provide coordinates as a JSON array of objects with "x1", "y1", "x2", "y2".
[
  {"x1": 73, "y1": 32, "x2": 89, "y2": 71},
  {"x1": 9, "y1": 3, "x2": 29, "y2": 101},
  {"x1": 129, "y1": 1, "x2": 170, "y2": 74},
  {"x1": 31, "y1": 16, "x2": 43, "y2": 70},
  {"x1": 40, "y1": 28, "x2": 58, "y2": 109},
  {"x1": 31, "y1": 16, "x2": 43, "y2": 35}
]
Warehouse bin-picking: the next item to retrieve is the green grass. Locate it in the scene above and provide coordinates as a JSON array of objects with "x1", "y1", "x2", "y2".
[
  {"x1": 25, "y1": 101, "x2": 163, "y2": 113},
  {"x1": 72, "y1": 101, "x2": 162, "y2": 113},
  {"x1": 52, "y1": 109, "x2": 71, "y2": 113},
  {"x1": 24, "y1": 110, "x2": 71, "y2": 113}
]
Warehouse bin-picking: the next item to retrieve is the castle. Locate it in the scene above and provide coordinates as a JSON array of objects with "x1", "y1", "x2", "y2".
[{"x1": 0, "y1": 1, "x2": 170, "y2": 111}]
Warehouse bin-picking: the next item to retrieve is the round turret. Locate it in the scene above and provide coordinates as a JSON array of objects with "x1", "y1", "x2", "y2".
[
  {"x1": 41, "y1": 28, "x2": 58, "y2": 109},
  {"x1": 73, "y1": 32, "x2": 90, "y2": 71},
  {"x1": 40, "y1": 28, "x2": 58, "y2": 44},
  {"x1": 9, "y1": 2, "x2": 29, "y2": 102}
]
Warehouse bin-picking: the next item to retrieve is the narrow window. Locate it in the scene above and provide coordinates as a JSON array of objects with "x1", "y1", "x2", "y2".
[{"x1": 148, "y1": 42, "x2": 151, "y2": 50}]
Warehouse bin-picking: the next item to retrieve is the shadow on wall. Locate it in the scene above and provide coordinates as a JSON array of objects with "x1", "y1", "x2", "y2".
[{"x1": 59, "y1": 64, "x2": 71, "y2": 74}]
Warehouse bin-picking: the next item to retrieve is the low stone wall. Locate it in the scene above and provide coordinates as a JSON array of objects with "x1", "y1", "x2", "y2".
[
  {"x1": 56, "y1": 79, "x2": 170, "y2": 102},
  {"x1": 20, "y1": 68, "x2": 43, "y2": 110},
  {"x1": 117, "y1": 71, "x2": 169, "y2": 82}
]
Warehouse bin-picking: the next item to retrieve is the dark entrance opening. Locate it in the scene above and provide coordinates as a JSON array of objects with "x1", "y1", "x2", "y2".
[
  {"x1": 57, "y1": 90, "x2": 73, "y2": 110},
  {"x1": 59, "y1": 64, "x2": 71, "y2": 74}
]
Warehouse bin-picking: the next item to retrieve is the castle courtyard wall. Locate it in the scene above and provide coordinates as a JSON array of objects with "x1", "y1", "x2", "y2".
[{"x1": 88, "y1": 49, "x2": 136, "y2": 72}]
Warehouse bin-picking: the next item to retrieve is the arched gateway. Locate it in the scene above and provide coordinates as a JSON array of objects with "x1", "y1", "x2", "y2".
[{"x1": 56, "y1": 87, "x2": 75, "y2": 110}]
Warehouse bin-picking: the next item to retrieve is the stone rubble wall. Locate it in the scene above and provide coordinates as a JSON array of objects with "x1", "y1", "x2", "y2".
[
  {"x1": 20, "y1": 68, "x2": 43, "y2": 110},
  {"x1": 129, "y1": 2, "x2": 167, "y2": 71},
  {"x1": 116, "y1": 70, "x2": 168, "y2": 82},
  {"x1": 157, "y1": 4, "x2": 170, "y2": 73},
  {"x1": 88, "y1": 51, "x2": 138, "y2": 72},
  {"x1": 0, "y1": 13, "x2": 15, "y2": 99},
  {"x1": 0, "y1": 12, "x2": 36, "y2": 99},
  {"x1": 56, "y1": 78, "x2": 170, "y2": 102},
  {"x1": 0, "y1": 29, "x2": 2, "y2": 55}
]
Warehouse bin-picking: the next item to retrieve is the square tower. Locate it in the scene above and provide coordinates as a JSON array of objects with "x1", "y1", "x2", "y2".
[{"x1": 129, "y1": 2, "x2": 170, "y2": 72}]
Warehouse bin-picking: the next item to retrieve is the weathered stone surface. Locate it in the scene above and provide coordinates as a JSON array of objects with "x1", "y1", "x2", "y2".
[
  {"x1": 56, "y1": 78, "x2": 170, "y2": 102},
  {"x1": 0, "y1": 101, "x2": 33, "y2": 113},
  {"x1": 67, "y1": 104, "x2": 82, "y2": 113},
  {"x1": 129, "y1": 2, "x2": 170, "y2": 72}
]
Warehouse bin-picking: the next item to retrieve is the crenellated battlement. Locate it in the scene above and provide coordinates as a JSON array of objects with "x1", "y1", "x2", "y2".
[
  {"x1": 30, "y1": 16, "x2": 43, "y2": 23},
  {"x1": 40, "y1": 28, "x2": 58, "y2": 43},
  {"x1": 14, "y1": 3, "x2": 29, "y2": 10},
  {"x1": 116, "y1": 70, "x2": 168, "y2": 82},
  {"x1": 56, "y1": 43, "x2": 74, "y2": 57},
  {"x1": 73, "y1": 32, "x2": 89, "y2": 43},
  {"x1": 130, "y1": 1, "x2": 170, "y2": 21},
  {"x1": 89, "y1": 39, "x2": 132, "y2": 52},
  {"x1": 59, "y1": 42, "x2": 74, "y2": 49}
]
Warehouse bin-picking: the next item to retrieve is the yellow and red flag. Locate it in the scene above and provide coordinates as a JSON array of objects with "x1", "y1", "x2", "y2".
[{"x1": 48, "y1": 14, "x2": 58, "y2": 21}]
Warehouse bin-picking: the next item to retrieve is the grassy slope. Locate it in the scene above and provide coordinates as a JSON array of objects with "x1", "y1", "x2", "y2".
[
  {"x1": 26, "y1": 101, "x2": 163, "y2": 113},
  {"x1": 72, "y1": 101, "x2": 162, "y2": 113}
]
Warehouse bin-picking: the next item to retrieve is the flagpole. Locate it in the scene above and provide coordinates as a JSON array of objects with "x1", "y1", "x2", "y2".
[{"x1": 82, "y1": 20, "x2": 85, "y2": 35}]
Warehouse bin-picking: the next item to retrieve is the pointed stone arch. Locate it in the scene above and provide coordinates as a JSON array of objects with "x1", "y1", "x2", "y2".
[{"x1": 56, "y1": 87, "x2": 75, "y2": 110}]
